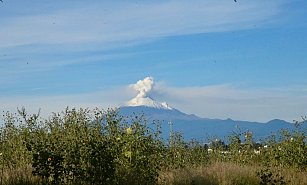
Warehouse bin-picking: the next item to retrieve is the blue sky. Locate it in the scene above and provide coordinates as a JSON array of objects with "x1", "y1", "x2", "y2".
[{"x1": 0, "y1": 0, "x2": 307, "y2": 122}]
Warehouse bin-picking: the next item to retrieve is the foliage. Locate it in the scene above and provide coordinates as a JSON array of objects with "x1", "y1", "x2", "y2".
[
  {"x1": 0, "y1": 108, "x2": 306, "y2": 184},
  {"x1": 0, "y1": 108, "x2": 167, "y2": 184}
]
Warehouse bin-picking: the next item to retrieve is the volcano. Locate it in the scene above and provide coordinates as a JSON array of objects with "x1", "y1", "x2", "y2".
[
  {"x1": 118, "y1": 95, "x2": 302, "y2": 141},
  {"x1": 121, "y1": 96, "x2": 199, "y2": 121},
  {"x1": 118, "y1": 77, "x2": 303, "y2": 141}
]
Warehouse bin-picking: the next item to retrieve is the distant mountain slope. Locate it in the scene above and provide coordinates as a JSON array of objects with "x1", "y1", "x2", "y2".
[
  {"x1": 119, "y1": 105, "x2": 200, "y2": 121},
  {"x1": 118, "y1": 105, "x2": 304, "y2": 141},
  {"x1": 166, "y1": 119, "x2": 302, "y2": 141}
]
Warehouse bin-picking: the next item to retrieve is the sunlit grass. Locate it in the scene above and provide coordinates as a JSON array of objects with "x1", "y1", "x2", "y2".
[
  {"x1": 160, "y1": 162, "x2": 307, "y2": 185},
  {"x1": 1, "y1": 163, "x2": 306, "y2": 185}
]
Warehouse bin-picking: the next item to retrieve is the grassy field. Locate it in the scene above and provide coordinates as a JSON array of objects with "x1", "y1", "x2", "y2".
[
  {"x1": 160, "y1": 162, "x2": 307, "y2": 185},
  {"x1": 1, "y1": 162, "x2": 306, "y2": 185},
  {"x1": 0, "y1": 108, "x2": 306, "y2": 185}
]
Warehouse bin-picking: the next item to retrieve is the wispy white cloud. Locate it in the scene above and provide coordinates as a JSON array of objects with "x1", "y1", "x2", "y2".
[
  {"x1": 0, "y1": 86, "x2": 134, "y2": 119},
  {"x1": 0, "y1": 0, "x2": 291, "y2": 84},
  {"x1": 0, "y1": 51, "x2": 136, "y2": 78},
  {"x1": 151, "y1": 83, "x2": 307, "y2": 122},
  {"x1": 0, "y1": 0, "x2": 288, "y2": 49},
  {"x1": 2, "y1": 80, "x2": 305, "y2": 123}
]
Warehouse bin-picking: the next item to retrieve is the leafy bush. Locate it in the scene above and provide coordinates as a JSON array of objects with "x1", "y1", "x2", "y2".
[
  {"x1": 0, "y1": 108, "x2": 306, "y2": 184},
  {"x1": 1, "y1": 108, "x2": 167, "y2": 185}
]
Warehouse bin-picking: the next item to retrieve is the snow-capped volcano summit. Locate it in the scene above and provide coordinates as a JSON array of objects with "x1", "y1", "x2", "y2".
[{"x1": 127, "y1": 96, "x2": 173, "y2": 110}]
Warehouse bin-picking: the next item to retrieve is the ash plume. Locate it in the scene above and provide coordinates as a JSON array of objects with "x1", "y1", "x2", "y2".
[{"x1": 131, "y1": 76, "x2": 154, "y2": 98}]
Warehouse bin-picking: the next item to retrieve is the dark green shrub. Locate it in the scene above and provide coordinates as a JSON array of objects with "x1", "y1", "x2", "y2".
[{"x1": 257, "y1": 168, "x2": 287, "y2": 185}]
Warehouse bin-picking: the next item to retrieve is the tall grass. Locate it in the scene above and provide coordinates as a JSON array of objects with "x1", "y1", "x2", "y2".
[
  {"x1": 160, "y1": 162, "x2": 307, "y2": 185},
  {"x1": 160, "y1": 162, "x2": 259, "y2": 185},
  {"x1": 1, "y1": 163, "x2": 306, "y2": 185}
]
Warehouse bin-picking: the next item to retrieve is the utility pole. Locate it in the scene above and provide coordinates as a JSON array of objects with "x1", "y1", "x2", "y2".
[{"x1": 168, "y1": 121, "x2": 173, "y2": 146}]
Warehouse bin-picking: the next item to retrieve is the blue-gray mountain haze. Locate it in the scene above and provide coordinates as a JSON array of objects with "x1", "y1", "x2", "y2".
[{"x1": 119, "y1": 105, "x2": 306, "y2": 142}]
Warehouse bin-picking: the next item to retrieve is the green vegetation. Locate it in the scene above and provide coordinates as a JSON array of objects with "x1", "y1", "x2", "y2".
[{"x1": 0, "y1": 108, "x2": 306, "y2": 185}]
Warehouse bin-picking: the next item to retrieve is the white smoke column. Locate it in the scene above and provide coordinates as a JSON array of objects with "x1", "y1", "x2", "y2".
[{"x1": 132, "y1": 76, "x2": 154, "y2": 98}]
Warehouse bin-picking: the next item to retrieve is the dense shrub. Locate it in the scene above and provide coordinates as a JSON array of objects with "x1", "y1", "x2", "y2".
[
  {"x1": 0, "y1": 108, "x2": 170, "y2": 184},
  {"x1": 0, "y1": 108, "x2": 306, "y2": 184}
]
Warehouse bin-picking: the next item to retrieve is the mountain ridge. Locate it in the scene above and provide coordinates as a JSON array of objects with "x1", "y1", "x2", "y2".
[{"x1": 118, "y1": 105, "x2": 303, "y2": 141}]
